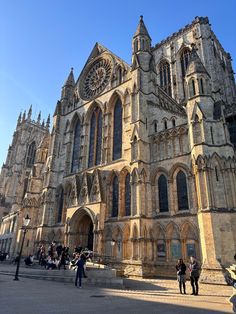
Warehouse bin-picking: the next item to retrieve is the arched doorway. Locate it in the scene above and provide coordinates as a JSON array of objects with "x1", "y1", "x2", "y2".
[{"x1": 69, "y1": 208, "x2": 94, "y2": 250}]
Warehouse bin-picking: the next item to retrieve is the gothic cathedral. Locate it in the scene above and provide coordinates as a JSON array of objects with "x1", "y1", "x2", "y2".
[{"x1": 0, "y1": 16, "x2": 236, "y2": 283}]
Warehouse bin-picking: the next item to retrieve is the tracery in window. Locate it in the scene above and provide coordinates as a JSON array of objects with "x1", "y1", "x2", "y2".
[{"x1": 26, "y1": 141, "x2": 36, "y2": 167}]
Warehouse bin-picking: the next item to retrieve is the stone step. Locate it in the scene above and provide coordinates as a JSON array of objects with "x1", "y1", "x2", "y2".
[{"x1": 0, "y1": 265, "x2": 123, "y2": 288}]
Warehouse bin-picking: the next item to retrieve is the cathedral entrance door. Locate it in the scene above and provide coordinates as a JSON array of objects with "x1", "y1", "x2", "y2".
[{"x1": 69, "y1": 208, "x2": 95, "y2": 251}]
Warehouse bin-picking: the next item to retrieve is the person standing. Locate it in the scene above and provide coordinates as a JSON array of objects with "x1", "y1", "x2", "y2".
[
  {"x1": 75, "y1": 256, "x2": 85, "y2": 288},
  {"x1": 58, "y1": 248, "x2": 66, "y2": 270},
  {"x1": 189, "y1": 256, "x2": 200, "y2": 295},
  {"x1": 176, "y1": 258, "x2": 187, "y2": 294}
]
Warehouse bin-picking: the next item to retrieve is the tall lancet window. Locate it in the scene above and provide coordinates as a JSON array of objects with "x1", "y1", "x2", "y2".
[
  {"x1": 176, "y1": 170, "x2": 189, "y2": 210},
  {"x1": 113, "y1": 99, "x2": 122, "y2": 160},
  {"x1": 159, "y1": 61, "x2": 172, "y2": 96},
  {"x1": 125, "y1": 173, "x2": 131, "y2": 216},
  {"x1": 158, "y1": 174, "x2": 169, "y2": 212},
  {"x1": 112, "y1": 176, "x2": 119, "y2": 217},
  {"x1": 180, "y1": 48, "x2": 191, "y2": 77},
  {"x1": 71, "y1": 120, "x2": 81, "y2": 173},
  {"x1": 57, "y1": 187, "x2": 64, "y2": 223},
  {"x1": 88, "y1": 107, "x2": 103, "y2": 167},
  {"x1": 26, "y1": 141, "x2": 36, "y2": 167}
]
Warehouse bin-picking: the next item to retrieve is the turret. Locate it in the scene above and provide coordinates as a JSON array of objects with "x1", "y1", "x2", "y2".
[
  {"x1": 61, "y1": 67, "x2": 75, "y2": 102},
  {"x1": 185, "y1": 45, "x2": 213, "y2": 120},
  {"x1": 132, "y1": 16, "x2": 152, "y2": 71}
]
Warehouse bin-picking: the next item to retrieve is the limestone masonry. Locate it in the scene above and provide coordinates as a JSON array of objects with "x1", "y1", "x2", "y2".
[{"x1": 0, "y1": 16, "x2": 236, "y2": 283}]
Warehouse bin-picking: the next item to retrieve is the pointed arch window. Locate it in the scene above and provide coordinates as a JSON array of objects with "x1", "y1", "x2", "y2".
[
  {"x1": 71, "y1": 119, "x2": 81, "y2": 173},
  {"x1": 57, "y1": 187, "x2": 64, "y2": 223},
  {"x1": 113, "y1": 99, "x2": 123, "y2": 160},
  {"x1": 112, "y1": 176, "x2": 119, "y2": 217},
  {"x1": 159, "y1": 61, "x2": 172, "y2": 96},
  {"x1": 88, "y1": 107, "x2": 103, "y2": 167},
  {"x1": 180, "y1": 48, "x2": 191, "y2": 77},
  {"x1": 189, "y1": 79, "x2": 196, "y2": 97},
  {"x1": 26, "y1": 141, "x2": 36, "y2": 167},
  {"x1": 125, "y1": 173, "x2": 131, "y2": 216},
  {"x1": 176, "y1": 171, "x2": 189, "y2": 210},
  {"x1": 199, "y1": 78, "x2": 204, "y2": 94},
  {"x1": 158, "y1": 174, "x2": 169, "y2": 212}
]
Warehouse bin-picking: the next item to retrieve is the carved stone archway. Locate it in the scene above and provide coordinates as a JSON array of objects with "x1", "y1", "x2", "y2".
[{"x1": 68, "y1": 207, "x2": 95, "y2": 251}]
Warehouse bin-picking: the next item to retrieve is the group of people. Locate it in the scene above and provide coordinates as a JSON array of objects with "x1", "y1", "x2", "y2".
[
  {"x1": 35, "y1": 242, "x2": 92, "y2": 285},
  {"x1": 37, "y1": 242, "x2": 70, "y2": 270},
  {"x1": 176, "y1": 256, "x2": 200, "y2": 295}
]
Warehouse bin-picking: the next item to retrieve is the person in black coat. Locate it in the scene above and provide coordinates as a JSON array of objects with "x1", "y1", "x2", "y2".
[
  {"x1": 75, "y1": 256, "x2": 85, "y2": 288},
  {"x1": 189, "y1": 256, "x2": 200, "y2": 295},
  {"x1": 176, "y1": 258, "x2": 187, "y2": 294}
]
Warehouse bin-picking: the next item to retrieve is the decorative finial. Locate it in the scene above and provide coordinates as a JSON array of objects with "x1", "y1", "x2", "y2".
[
  {"x1": 22, "y1": 110, "x2": 26, "y2": 121},
  {"x1": 71, "y1": 67, "x2": 74, "y2": 71},
  {"x1": 17, "y1": 112, "x2": 22, "y2": 125},
  {"x1": 37, "y1": 111, "x2": 41, "y2": 124},
  {"x1": 42, "y1": 119, "x2": 45, "y2": 127},
  {"x1": 46, "y1": 114, "x2": 50, "y2": 129},
  {"x1": 140, "y1": 15, "x2": 143, "y2": 21},
  {"x1": 27, "y1": 105, "x2": 32, "y2": 120}
]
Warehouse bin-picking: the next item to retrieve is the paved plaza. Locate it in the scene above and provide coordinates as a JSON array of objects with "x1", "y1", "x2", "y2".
[{"x1": 0, "y1": 268, "x2": 234, "y2": 314}]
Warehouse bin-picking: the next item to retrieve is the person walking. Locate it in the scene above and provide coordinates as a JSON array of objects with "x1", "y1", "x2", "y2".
[
  {"x1": 189, "y1": 256, "x2": 200, "y2": 295},
  {"x1": 176, "y1": 258, "x2": 186, "y2": 294},
  {"x1": 75, "y1": 255, "x2": 85, "y2": 288}
]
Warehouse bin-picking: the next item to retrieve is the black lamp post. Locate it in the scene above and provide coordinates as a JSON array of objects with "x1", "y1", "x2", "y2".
[{"x1": 14, "y1": 214, "x2": 31, "y2": 281}]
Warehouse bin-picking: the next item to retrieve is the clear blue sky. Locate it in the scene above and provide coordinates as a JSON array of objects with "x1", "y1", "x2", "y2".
[{"x1": 0, "y1": 0, "x2": 236, "y2": 166}]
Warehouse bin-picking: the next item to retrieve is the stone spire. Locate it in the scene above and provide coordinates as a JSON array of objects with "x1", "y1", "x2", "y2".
[
  {"x1": 132, "y1": 15, "x2": 152, "y2": 70},
  {"x1": 133, "y1": 15, "x2": 151, "y2": 40},
  {"x1": 37, "y1": 111, "x2": 41, "y2": 124},
  {"x1": 42, "y1": 119, "x2": 45, "y2": 127},
  {"x1": 46, "y1": 114, "x2": 50, "y2": 129},
  {"x1": 27, "y1": 105, "x2": 32, "y2": 120}
]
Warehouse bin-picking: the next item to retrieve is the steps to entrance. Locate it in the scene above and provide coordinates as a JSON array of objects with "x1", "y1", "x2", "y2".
[{"x1": 0, "y1": 263, "x2": 124, "y2": 288}]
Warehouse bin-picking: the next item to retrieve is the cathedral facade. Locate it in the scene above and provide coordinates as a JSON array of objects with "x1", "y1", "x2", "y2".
[{"x1": 0, "y1": 16, "x2": 236, "y2": 283}]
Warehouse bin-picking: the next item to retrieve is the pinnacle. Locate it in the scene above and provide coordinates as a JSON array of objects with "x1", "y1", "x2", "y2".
[
  {"x1": 63, "y1": 67, "x2": 75, "y2": 87},
  {"x1": 133, "y1": 15, "x2": 151, "y2": 39}
]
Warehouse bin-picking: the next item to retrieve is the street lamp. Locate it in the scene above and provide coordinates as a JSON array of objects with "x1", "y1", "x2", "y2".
[{"x1": 14, "y1": 214, "x2": 31, "y2": 281}]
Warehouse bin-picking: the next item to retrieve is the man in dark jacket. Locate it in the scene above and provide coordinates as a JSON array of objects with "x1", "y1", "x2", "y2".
[
  {"x1": 189, "y1": 256, "x2": 200, "y2": 295},
  {"x1": 75, "y1": 256, "x2": 85, "y2": 288}
]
